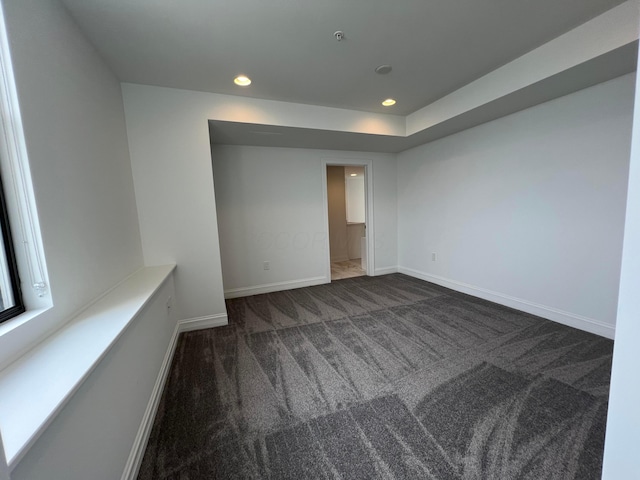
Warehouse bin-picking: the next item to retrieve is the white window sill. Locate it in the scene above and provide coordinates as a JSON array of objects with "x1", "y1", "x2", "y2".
[
  {"x1": 0, "y1": 307, "x2": 52, "y2": 339},
  {"x1": 0, "y1": 264, "x2": 176, "y2": 469}
]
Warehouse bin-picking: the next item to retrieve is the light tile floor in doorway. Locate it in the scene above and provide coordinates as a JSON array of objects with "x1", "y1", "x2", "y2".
[{"x1": 331, "y1": 259, "x2": 365, "y2": 280}]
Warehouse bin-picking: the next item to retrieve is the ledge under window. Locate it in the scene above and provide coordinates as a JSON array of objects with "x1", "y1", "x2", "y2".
[{"x1": 0, "y1": 264, "x2": 175, "y2": 469}]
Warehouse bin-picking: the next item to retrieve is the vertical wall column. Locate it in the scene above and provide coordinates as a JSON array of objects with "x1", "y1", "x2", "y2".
[{"x1": 602, "y1": 52, "x2": 640, "y2": 478}]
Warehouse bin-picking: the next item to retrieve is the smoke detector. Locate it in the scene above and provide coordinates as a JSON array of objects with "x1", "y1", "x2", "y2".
[{"x1": 375, "y1": 65, "x2": 392, "y2": 75}]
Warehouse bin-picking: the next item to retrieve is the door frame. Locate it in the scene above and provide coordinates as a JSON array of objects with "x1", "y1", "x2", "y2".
[{"x1": 321, "y1": 157, "x2": 374, "y2": 281}]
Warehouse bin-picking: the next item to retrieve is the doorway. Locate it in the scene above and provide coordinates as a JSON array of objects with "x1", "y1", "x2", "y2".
[{"x1": 325, "y1": 164, "x2": 369, "y2": 281}]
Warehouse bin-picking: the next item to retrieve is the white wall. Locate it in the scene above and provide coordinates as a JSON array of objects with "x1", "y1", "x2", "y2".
[
  {"x1": 347, "y1": 224, "x2": 365, "y2": 260},
  {"x1": 602, "y1": 49, "x2": 640, "y2": 479},
  {"x1": 0, "y1": 0, "x2": 144, "y2": 363},
  {"x1": 11, "y1": 277, "x2": 177, "y2": 480},
  {"x1": 397, "y1": 73, "x2": 634, "y2": 338},
  {"x1": 122, "y1": 88, "x2": 227, "y2": 322},
  {"x1": 405, "y1": 0, "x2": 638, "y2": 135},
  {"x1": 370, "y1": 155, "x2": 398, "y2": 274},
  {"x1": 0, "y1": 434, "x2": 7, "y2": 480},
  {"x1": 120, "y1": 81, "x2": 406, "y2": 320},
  {"x1": 212, "y1": 145, "x2": 397, "y2": 294},
  {"x1": 0, "y1": 1, "x2": 177, "y2": 477}
]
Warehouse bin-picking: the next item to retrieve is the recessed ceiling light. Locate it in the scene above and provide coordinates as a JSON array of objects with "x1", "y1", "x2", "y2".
[
  {"x1": 234, "y1": 75, "x2": 252, "y2": 86},
  {"x1": 350, "y1": 173, "x2": 357, "y2": 177},
  {"x1": 375, "y1": 65, "x2": 392, "y2": 75},
  {"x1": 382, "y1": 98, "x2": 396, "y2": 106}
]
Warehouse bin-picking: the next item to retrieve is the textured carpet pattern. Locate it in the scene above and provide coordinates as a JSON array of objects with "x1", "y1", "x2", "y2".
[{"x1": 138, "y1": 274, "x2": 613, "y2": 480}]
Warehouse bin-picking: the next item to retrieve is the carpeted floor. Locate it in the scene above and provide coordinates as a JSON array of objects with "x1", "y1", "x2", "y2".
[{"x1": 138, "y1": 274, "x2": 613, "y2": 480}]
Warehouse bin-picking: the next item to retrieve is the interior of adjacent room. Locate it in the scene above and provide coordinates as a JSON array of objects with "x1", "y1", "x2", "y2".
[{"x1": 327, "y1": 165, "x2": 367, "y2": 280}]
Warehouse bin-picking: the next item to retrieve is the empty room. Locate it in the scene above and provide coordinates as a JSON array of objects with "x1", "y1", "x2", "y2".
[{"x1": 0, "y1": 0, "x2": 639, "y2": 479}]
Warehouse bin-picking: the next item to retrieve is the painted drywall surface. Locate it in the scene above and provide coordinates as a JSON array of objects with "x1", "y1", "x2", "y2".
[
  {"x1": 0, "y1": 0, "x2": 143, "y2": 362},
  {"x1": 371, "y1": 151, "x2": 398, "y2": 273},
  {"x1": 212, "y1": 145, "x2": 396, "y2": 292},
  {"x1": 406, "y1": 0, "x2": 639, "y2": 135},
  {"x1": 327, "y1": 166, "x2": 349, "y2": 262},
  {"x1": 602, "y1": 50, "x2": 640, "y2": 479},
  {"x1": 368, "y1": 151, "x2": 394, "y2": 271},
  {"x1": 124, "y1": 83, "x2": 404, "y2": 138},
  {"x1": 122, "y1": 85, "x2": 227, "y2": 322},
  {"x1": 121, "y1": 81, "x2": 403, "y2": 314},
  {"x1": 11, "y1": 277, "x2": 177, "y2": 480},
  {"x1": 213, "y1": 146, "x2": 328, "y2": 289},
  {"x1": 347, "y1": 224, "x2": 365, "y2": 260},
  {"x1": 0, "y1": 433, "x2": 7, "y2": 480},
  {"x1": 398, "y1": 73, "x2": 634, "y2": 331}
]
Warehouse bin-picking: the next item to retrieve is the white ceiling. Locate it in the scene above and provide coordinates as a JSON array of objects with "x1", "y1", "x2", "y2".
[
  {"x1": 60, "y1": 0, "x2": 626, "y2": 116},
  {"x1": 208, "y1": 41, "x2": 638, "y2": 153}
]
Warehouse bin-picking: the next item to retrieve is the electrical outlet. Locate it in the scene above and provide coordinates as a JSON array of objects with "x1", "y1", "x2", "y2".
[
  {"x1": 431, "y1": 252, "x2": 437, "y2": 261},
  {"x1": 263, "y1": 261, "x2": 270, "y2": 270}
]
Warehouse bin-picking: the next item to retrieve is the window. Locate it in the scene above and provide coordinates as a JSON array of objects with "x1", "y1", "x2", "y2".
[
  {"x1": 0, "y1": 0, "x2": 49, "y2": 334},
  {"x1": 0, "y1": 170, "x2": 24, "y2": 323}
]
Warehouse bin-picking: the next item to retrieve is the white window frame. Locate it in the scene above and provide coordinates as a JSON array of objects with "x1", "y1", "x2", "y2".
[{"x1": 0, "y1": 1, "x2": 51, "y2": 351}]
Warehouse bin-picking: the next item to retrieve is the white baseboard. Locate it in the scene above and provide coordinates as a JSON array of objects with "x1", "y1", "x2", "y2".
[
  {"x1": 178, "y1": 313, "x2": 228, "y2": 332},
  {"x1": 331, "y1": 256, "x2": 350, "y2": 263},
  {"x1": 224, "y1": 276, "x2": 328, "y2": 298},
  {"x1": 398, "y1": 266, "x2": 615, "y2": 339},
  {"x1": 121, "y1": 312, "x2": 228, "y2": 480},
  {"x1": 120, "y1": 325, "x2": 180, "y2": 480},
  {"x1": 374, "y1": 266, "x2": 398, "y2": 276}
]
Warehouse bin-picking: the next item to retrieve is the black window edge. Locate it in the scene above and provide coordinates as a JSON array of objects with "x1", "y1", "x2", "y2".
[{"x1": 0, "y1": 171, "x2": 25, "y2": 323}]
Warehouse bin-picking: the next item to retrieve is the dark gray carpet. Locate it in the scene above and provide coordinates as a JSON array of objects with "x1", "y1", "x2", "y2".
[{"x1": 137, "y1": 274, "x2": 612, "y2": 480}]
